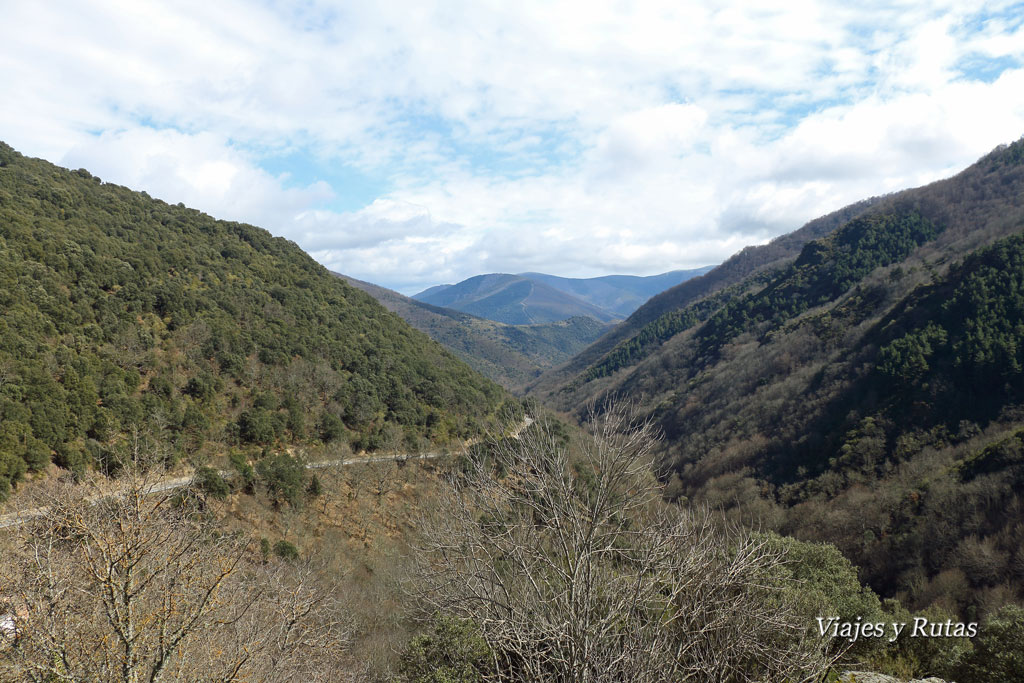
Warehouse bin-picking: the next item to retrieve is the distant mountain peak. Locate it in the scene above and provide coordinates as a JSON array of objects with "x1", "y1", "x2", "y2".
[
  {"x1": 412, "y1": 267, "x2": 713, "y2": 324},
  {"x1": 336, "y1": 273, "x2": 613, "y2": 390}
]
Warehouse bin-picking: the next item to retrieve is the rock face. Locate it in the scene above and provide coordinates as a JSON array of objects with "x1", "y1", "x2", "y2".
[{"x1": 840, "y1": 673, "x2": 950, "y2": 683}]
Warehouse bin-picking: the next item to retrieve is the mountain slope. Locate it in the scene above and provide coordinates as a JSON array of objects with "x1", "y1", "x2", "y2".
[
  {"x1": 0, "y1": 142, "x2": 505, "y2": 498},
  {"x1": 413, "y1": 273, "x2": 620, "y2": 324},
  {"x1": 526, "y1": 197, "x2": 881, "y2": 395},
  {"x1": 337, "y1": 274, "x2": 612, "y2": 390},
  {"x1": 537, "y1": 137, "x2": 1024, "y2": 616},
  {"x1": 517, "y1": 267, "x2": 713, "y2": 317}
]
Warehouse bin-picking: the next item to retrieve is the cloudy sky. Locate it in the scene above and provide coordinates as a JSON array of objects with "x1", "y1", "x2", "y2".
[{"x1": 3, "y1": 1, "x2": 1024, "y2": 293}]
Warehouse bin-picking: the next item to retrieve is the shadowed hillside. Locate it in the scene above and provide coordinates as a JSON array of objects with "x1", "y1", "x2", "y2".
[{"x1": 526, "y1": 197, "x2": 882, "y2": 396}]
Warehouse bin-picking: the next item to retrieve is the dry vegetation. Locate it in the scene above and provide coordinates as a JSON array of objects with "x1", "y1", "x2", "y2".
[
  {"x1": 0, "y1": 466, "x2": 354, "y2": 682},
  {"x1": 2, "y1": 410, "x2": 872, "y2": 682},
  {"x1": 404, "y1": 408, "x2": 841, "y2": 682},
  {"x1": 0, "y1": 434, "x2": 467, "y2": 679}
]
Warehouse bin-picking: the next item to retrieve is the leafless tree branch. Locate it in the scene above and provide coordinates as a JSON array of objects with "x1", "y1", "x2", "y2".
[
  {"x1": 0, "y1": 463, "x2": 359, "y2": 682},
  {"x1": 408, "y1": 405, "x2": 835, "y2": 682}
]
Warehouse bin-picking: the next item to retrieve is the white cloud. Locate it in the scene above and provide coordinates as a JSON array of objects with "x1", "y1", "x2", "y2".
[
  {"x1": 2, "y1": 1, "x2": 1024, "y2": 293},
  {"x1": 60, "y1": 128, "x2": 334, "y2": 229}
]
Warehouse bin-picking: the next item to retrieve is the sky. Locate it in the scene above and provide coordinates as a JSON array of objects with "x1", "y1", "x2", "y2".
[{"x1": 3, "y1": 1, "x2": 1024, "y2": 294}]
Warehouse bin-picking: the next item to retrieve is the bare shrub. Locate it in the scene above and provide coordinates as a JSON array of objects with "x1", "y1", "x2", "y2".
[
  {"x1": 409, "y1": 407, "x2": 832, "y2": 682},
  {"x1": 0, "y1": 466, "x2": 357, "y2": 682}
]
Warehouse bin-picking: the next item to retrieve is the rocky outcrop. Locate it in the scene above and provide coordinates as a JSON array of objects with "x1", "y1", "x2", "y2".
[{"x1": 840, "y1": 673, "x2": 950, "y2": 683}]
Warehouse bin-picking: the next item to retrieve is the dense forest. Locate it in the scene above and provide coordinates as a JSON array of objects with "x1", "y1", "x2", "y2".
[
  {"x1": 0, "y1": 142, "x2": 506, "y2": 497},
  {"x1": 568, "y1": 207, "x2": 940, "y2": 385},
  {"x1": 534, "y1": 137, "x2": 1024, "y2": 623}
]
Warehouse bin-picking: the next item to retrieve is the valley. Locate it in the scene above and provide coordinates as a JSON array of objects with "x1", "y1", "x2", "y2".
[
  {"x1": 413, "y1": 267, "x2": 713, "y2": 323},
  {"x1": 3, "y1": 137, "x2": 1024, "y2": 681},
  {"x1": 6, "y1": 4, "x2": 1024, "y2": 680},
  {"x1": 338, "y1": 274, "x2": 614, "y2": 390}
]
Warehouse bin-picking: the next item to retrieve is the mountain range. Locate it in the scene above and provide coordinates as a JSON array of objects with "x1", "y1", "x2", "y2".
[{"x1": 413, "y1": 267, "x2": 712, "y2": 325}]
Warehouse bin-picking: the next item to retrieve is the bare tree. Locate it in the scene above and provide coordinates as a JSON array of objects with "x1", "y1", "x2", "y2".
[
  {"x1": 409, "y1": 407, "x2": 833, "y2": 682},
  {"x1": 0, "y1": 466, "x2": 356, "y2": 683},
  {"x1": 368, "y1": 458, "x2": 397, "y2": 499}
]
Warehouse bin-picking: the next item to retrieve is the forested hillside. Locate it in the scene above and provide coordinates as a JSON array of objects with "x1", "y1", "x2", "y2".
[
  {"x1": 0, "y1": 143, "x2": 505, "y2": 497},
  {"x1": 526, "y1": 196, "x2": 881, "y2": 395},
  {"x1": 536, "y1": 137, "x2": 1024, "y2": 618},
  {"x1": 339, "y1": 275, "x2": 611, "y2": 390}
]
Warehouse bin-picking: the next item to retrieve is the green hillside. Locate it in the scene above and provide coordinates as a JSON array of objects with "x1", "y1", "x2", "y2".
[
  {"x1": 0, "y1": 143, "x2": 505, "y2": 498},
  {"x1": 339, "y1": 274, "x2": 612, "y2": 389},
  {"x1": 535, "y1": 137, "x2": 1024, "y2": 617}
]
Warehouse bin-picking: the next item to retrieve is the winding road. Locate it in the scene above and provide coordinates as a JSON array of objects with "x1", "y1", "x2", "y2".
[{"x1": 0, "y1": 417, "x2": 533, "y2": 531}]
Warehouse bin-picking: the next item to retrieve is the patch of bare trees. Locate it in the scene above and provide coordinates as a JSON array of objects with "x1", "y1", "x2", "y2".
[
  {"x1": 410, "y1": 407, "x2": 833, "y2": 682},
  {"x1": 0, "y1": 467, "x2": 357, "y2": 682}
]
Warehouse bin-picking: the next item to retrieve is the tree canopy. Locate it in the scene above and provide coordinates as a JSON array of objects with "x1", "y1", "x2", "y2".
[{"x1": 0, "y1": 142, "x2": 504, "y2": 496}]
